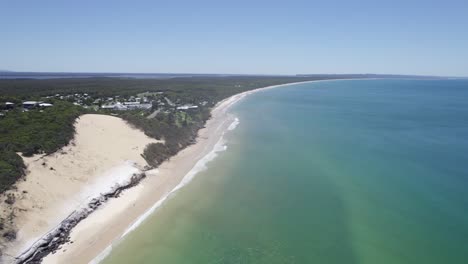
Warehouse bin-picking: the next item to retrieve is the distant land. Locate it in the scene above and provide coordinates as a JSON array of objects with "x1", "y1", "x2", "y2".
[
  {"x1": 296, "y1": 73, "x2": 447, "y2": 79},
  {"x1": 0, "y1": 71, "x2": 450, "y2": 80},
  {"x1": 0, "y1": 71, "x2": 224, "y2": 79},
  {"x1": 1, "y1": 73, "x2": 466, "y2": 263}
]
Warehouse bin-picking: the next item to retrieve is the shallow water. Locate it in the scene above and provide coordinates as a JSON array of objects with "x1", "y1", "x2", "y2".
[{"x1": 102, "y1": 79, "x2": 468, "y2": 264}]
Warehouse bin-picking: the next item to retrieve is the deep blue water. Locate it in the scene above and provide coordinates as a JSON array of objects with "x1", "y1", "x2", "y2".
[{"x1": 103, "y1": 79, "x2": 468, "y2": 264}]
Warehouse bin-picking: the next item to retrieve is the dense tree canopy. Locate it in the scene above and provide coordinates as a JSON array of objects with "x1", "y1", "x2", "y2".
[
  {"x1": 0, "y1": 101, "x2": 82, "y2": 192},
  {"x1": 0, "y1": 75, "x2": 357, "y2": 193}
]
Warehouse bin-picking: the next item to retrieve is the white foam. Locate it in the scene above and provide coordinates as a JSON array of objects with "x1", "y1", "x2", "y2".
[
  {"x1": 120, "y1": 135, "x2": 228, "y2": 238},
  {"x1": 86, "y1": 119, "x2": 240, "y2": 264},
  {"x1": 117, "y1": 116, "x2": 244, "y2": 241},
  {"x1": 228, "y1": 117, "x2": 240, "y2": 131},
  {"x1": 67, "y1": 161, "x2": 142, "y2": 211},
  {"x1": 14, "y1": 161, "x2": 144, "y2": 260},
  {"x1": 89, "y1": 244, "x2": 113, "y2": 264},
  {"x1": 90, "y1": 79, "x2": 337, "y2": 263}
]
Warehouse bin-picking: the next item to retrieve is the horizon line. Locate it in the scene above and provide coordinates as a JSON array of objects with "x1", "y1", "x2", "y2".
[{"x1": 1, "y1": 70, "x2": 464, "y2": 78}]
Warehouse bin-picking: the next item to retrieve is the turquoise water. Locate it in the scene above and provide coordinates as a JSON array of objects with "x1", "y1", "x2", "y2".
[{"x1": 102, "y1": 79, "x2": 468, "y2": 264}]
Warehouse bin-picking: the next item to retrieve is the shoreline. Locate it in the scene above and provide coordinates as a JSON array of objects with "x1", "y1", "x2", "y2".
[
  {"x1": 28, "y1": 79, "x2": 351, "y2": 263},
  {"x1": 0, "y1": 114, "x2": 160, "y2": 263}
]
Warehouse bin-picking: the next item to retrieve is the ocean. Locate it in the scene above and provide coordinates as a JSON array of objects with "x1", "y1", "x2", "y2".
[{"x1": 100, "y1": 79, "x2": 468, "y2": 264}]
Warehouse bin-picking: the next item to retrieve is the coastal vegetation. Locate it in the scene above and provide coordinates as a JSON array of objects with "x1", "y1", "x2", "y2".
[
  {"x1": 120, "y1": 107, "x2": 210, "y2": 167},
  {"x1": 0, "y1": 76, "x2": 347, "y2": 102},
  {"x1": 0, "y1": 75, "x2": 356, "y2": 193},
  {"x1": 0, "y1": 100, "x2": 82, "y2": 193},
  {"x1": 0, "y1": 75, "x2": 372, "y2": 260}
]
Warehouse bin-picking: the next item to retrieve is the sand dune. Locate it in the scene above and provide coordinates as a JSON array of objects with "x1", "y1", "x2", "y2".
[
  {"x1": 2, "y1": 81, "x2": 315, "y2": 263},
  {"x1": 0, "y1": 114, "x2": 159, "y2": 261},
  {"x1": 40, "y1": 97, "x2": 244, "y2": 263},
  {"x1": 41, "y1": 82, "x2": 312, "y2": 264}
]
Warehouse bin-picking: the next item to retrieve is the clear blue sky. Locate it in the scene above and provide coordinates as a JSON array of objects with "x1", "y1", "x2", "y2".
[{"x1": 2, "y1": 0, "x2": 468, "y2": 76}]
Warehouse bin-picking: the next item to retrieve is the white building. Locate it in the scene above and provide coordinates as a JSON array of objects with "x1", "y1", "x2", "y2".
[
  {"x1": 23, "y1": 101, "x2": 40, "y2": 108},
  {"x1": 101, "y1": 104, "x2": 116, "y2": 109},
  {"x1": 177, "y1": 105, "x2": 199, "y2": 110}
]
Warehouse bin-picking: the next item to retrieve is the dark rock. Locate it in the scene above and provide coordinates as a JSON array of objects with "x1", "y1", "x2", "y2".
[
  {"x1": 3, "y1": 230, "x2": 16, "y2": 240},
  {"x1": 5, "y1": 194, "x2": 15, "y2": 205},
  {"x1": 14, "y1": 172, "x2": 148, "y2": 264}
]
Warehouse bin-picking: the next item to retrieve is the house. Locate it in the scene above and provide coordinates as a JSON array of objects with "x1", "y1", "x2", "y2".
[
  {"x1": 132, "y1": 103, "x2": 152, "y2": 110},
  {"x1": 177, "y1": 104, "x2": 198, "y2": 110},
  {"x1": 114, "y1": 102, "x2": 128, "y2": 110},
  {"x1": 5, "y1": 102, "x2": 15, "y2": 109},
  {"x1": 101, "y1": 104, "x2": 116, "y2": 109},
  {"x1": 23, "y1": 101, "x2": 40, "y2": 109},
  {"x1": 123, "y1": 102, "x2": 141, "y2": 106},
  {"x1": 101, "y1": 102, "x2": 128, "y2": 110},
  {"x1": 122, "y1": 101, "x2": 152, "y2": 110}
]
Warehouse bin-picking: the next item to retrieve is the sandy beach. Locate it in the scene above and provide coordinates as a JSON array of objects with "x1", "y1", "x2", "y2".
[
  {"x1": 2, "y1": 81, "x2": 316, "y2": 264},
  {"x1": 43, "y1": 81, "x2": 321, "y2": 264},
  {"x1": 42, "y1": 96, "x2": 243, "y2": 264},
  {"x1": 0, "y1": 114, "x2": 159, "y2": 263}
]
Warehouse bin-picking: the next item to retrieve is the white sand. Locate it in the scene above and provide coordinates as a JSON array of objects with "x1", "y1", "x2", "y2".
[
  {"x1": 5, "y1": 80, "x2": 333, "y2": 263},
  {"x1": 41, "y1": 81, "x2": 318, "y2": 264},
  {"x1": 0, "y1": 114, "x2": 159, "y2": 261},
  {"x1": 42, "y1": 104, "x2": 239, "y2": 264}
]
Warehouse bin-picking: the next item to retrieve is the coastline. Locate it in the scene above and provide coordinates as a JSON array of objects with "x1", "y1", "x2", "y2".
[
  {"x1": 19, "y1": 79, "x2": 340, "y2": 263},
  {"x1": 0, "y1": 114, "x2": 160, "y2": 263},
  {"x1": 81, "y1": 78, "x2": 468, "y2": 264}
]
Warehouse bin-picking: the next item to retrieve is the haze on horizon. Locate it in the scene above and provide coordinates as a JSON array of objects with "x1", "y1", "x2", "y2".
[{"x1": 1, "y1": 0, "x2": 468, "y2": 77}]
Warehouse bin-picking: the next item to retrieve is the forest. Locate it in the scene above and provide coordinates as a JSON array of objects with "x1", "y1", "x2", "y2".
[
  {"x1": 0, "y1": 100, "x2": 83, "y2": 192},
  {"x1": 0, "y1": 75, "x2": 358, "y2": 193},
  {"x1": 0, "y1": 75, "x2": 351, "y2": 103}
]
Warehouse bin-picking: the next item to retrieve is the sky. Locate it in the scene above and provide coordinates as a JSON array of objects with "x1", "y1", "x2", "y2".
[{"x1": 1, "y1": 0, "x2": 468, "y2": 76}]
